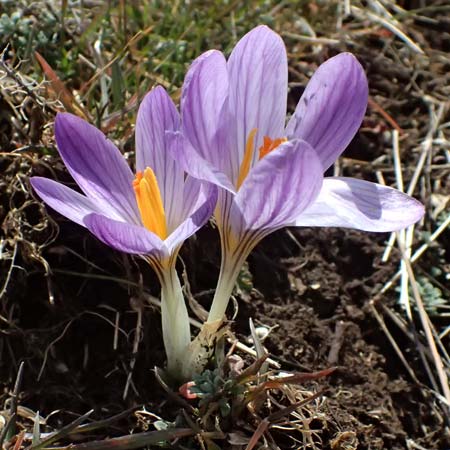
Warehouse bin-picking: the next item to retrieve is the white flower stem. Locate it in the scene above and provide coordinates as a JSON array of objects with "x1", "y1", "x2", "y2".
[
  {"x1": 186, "y1": 233, "x2": 259, "y2": 375},
  {"x1": 159, "y1": 264, "x2": 191, "y2": 377},
  {"x1": 181, "y1": 251, "x2": 245, "y2": 378},
  {"x1": 207, "y1": 249, "x2": 246, "y2": 324}
]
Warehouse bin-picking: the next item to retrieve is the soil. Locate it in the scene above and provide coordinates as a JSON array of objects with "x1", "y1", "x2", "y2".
[{"x1": 239, "y1": 228, "x2": 448, "y2": 449}]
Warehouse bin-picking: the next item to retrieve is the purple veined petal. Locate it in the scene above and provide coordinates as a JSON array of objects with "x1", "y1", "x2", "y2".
[
  {"x1": 293, "y1": 177, "x2": 425, "y2": 231},
  {"x1": 136, "y1": 86, "x2": 181, "y2": 172},
  {"x1": 181, "y1": 50, "x2": 234, "y2": 178},
  {"x1": 55, "y1": 113, "x2": 140, "y2": 224},
  {"x1": 84, "y1": 213, "x2": 168, "y2": 257},
  {"x1": 177, "y1": 176, "x2": 217, "y2": 225},
  {"x1": 212, "y1": 188, "x2": 235, "y2": 231},
  {"x1": 30, "y1": 176, "x2": 116, "y2": 226},
  {"x1": 229, "y1": 139, "x2": 323, "y2": 239},
  {"x1": 166, "y1": 131, "x2": 236, "y2": 193},
  {"x1": 165, "y1": 179, "x2": 218, "y2": 254},
  {"x1": 285, "y1": 53, "x2": 368, "y2": 171},
  {"x1": 227, "y1": 25, "x2": 288, "y2": 178},
  {"x1": 136, "y1": 86, "x2": 184, "y2": 231}
]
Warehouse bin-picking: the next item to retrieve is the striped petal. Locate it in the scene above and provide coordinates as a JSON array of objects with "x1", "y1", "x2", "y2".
[
  {"x1": 229, "y1": 139, "x2": 323, "y2": 239},
  {"x1": 167, "y1": 131, "x2": 235, "y2": 193},
  {"x1": 135, "y1": 87, "x2": 184, "y2": 231},
  {"x1": 181, "y1": 50, "x2": 233, "y2": 177},
  {"x1": 165, "y1": 178, "x2": 217, "y2": 254},
  {"x1": 227, "y1": 25, "x2": 288, "y2": 179},
  {"x1": 55, "y1": 113, "x2": 139, "y2": 223},
  {"x1": 84, "y1": 213, "x2": 167, "y2": 257},
  {"x1": 293, "y1": 177, "x2": 425, "y2": 231},
  {"x1": 285, "y1": 53, "x2": 368, "y2": 171},
  {"x1": 30, "y1": 177, "x2": 111, "y2": 226}
]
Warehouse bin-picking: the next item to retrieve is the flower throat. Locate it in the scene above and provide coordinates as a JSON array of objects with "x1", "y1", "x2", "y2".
[{"x1": 236, "y1": 129, "x2": 287, "y2": 189}]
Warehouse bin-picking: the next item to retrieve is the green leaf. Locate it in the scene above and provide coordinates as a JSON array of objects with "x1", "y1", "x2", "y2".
[{"x1": 111, "y1": 60, "x2": 125, "y2": 109}]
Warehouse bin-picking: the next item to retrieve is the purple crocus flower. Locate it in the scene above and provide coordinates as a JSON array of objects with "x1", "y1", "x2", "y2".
[
  {"x1": 30, "y1": 86, "x2": 217, "y2": 375},
  {"x1": 169, "y1": 25, "x2": 425, "y2": 323}
]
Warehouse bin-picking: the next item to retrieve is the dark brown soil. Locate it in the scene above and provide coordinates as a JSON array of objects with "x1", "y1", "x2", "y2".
[{"x1": 238, "y1": 228, "x2": 448, "y2": 449}]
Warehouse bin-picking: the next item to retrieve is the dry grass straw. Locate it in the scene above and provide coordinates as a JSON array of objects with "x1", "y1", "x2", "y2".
[{"x1": 323, "y1": 0, "x2": 450, "y2": 422}]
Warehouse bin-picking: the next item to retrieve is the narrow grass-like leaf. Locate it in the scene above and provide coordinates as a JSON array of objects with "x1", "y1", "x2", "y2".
[
  {"x1": 111, "y1": 60, "x2": 125, "y2": 109},
  {"x1": 5, "y1": 361, "x2": 25, "y2": 442},
  {"x1": 235, "y1": 354, "x2": 269, "y2": 384},
  {"x1": 249, "y1": 318, "x2": 269, "y2": 376},
  {"x1": 32, "y1": 411, "x2": 41, "y2": 447},
  {"x1": 259, "y1": 367, "x2": 336, "y2": 390},
  {"x1": 0, "y1": 413, "x2": 17, "y2": 448},
  {"x1": 27, "y1": 410, "x2": 94, "y2": 450},
  {"x1": 35, "y1": 51, "x2": 90, "y2": 120},
  {"x1": 73, "y1": 406, "x2": 141, "y2": 434},
  {"x1": 245, "y1": 367, "x2": 335, "y2": 407},
  {"x1": 50, "y1": 428, "x2": 194, "y2": 450}
]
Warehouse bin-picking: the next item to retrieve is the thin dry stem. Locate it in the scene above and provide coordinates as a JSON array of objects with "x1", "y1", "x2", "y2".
[{"x1": 396, "y1": 235, "x2": 450, "y2": 409}]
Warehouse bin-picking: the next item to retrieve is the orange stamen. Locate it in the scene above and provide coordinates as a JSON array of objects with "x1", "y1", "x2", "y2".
[
  {"x1": 259, "y1": 136, "x2": 288, "y2": 159},
  {"x1": 237, "y1": 128, "x2": 257, "y2": 190},
  {"x1": 133, "y1": 167, "x2": 167, "y2": 239},
  {"x1": 236, "y1": 130, "x2": 288, "y2": 190}
]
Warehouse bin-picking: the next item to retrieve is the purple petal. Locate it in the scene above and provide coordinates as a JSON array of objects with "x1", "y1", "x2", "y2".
[
  {"x1": 55, "y1": 113, "x2": 140, "y2": 223},
  {"x1": 181, "y1": 50, "x2": 234, "y2": 177},
  {"x1": 84, "y1": 213, "x2": 167, "y2": 257},
  {"x1": 229, "y1": 139, "x2": 323, "y2": 238},
  {"x1": 227, "y1": 25, "x2": 288, "y2": 178},
  {"x1": 136, "y1": 86, "x2": 184, "y2": 230},
  {"x1": 165, "y1": 178, "x2": 217, "y2": 253},
  {"x1": 30, "y1": 176, "x2": 111, "y2": 226},
  {"x1": 180, "y1": 177, "x2": 217, "y2": 224},
  {"x1": 294, "y1": 177, "x2": 425, "y2": 231},
  {"x1": 167, "y1": 131, "x2": 235, "y2": 193},
  {"x1": 285, "y1": 53, "x2": 368, "y2": 171}
]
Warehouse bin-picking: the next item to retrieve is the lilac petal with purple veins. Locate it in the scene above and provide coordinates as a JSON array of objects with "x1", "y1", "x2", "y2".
[
  {"x1": 136, "y1": 87, "x2": 184, "y2": 231},
  {"x1": 181, "y1": 50, "x2": 234, "y2": 177},
  {"x1": 165, "y1": 180, "x2": 218, "y2": 254},
  {"x1": 285, "y1": 53, "x2": 368, "y2": 171},
  {"x1": 293, "y1": 177, "x2": 425, "y2": 231},
  {"x1": 227, "y1": 25, "x2": 288, "y2": 172},
  {"x1": 230, "y1": 139, "x2": 323, "y2": 238},
  {"x1": 136, "y1": 86, "x2": 181, "y2": 172},
  {"x1": 175, "y1": 176, "x2": 217, "y2": 225},
  {"x1": 55, "y1": 113, "x2": 140, "y2": 224},
  {"x1": 167, "y1": 131, "x2": 236, "y2": 193},
  {"x1": 30, "y1": 177, "x2": 112, "y2": 226},
  {"x1": 84, "y1": 213, "x2": 167, "y2": 257}
]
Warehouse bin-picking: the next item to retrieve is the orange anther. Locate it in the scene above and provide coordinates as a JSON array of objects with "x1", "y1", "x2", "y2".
[
  {"x1": 259, "y1": 136, "x2": 287, "y2": 159},
  {"x1": 236, "y1": 130, "x2": 287, "y2": 190},
  {"x1": 133, "y1": 167, "x2": 167, "y2": 239},
  {"x1": 237, "y1": 128, "x2": 257, "y2": 190}
]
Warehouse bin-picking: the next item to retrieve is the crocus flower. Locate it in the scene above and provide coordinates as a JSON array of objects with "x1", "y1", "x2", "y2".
[
  {"x1": 169, "y1": 25, "x2": 425, "y2": 324},
  {"x1": 30, "y1": 87, "x2": 217, "y2": 376}
]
